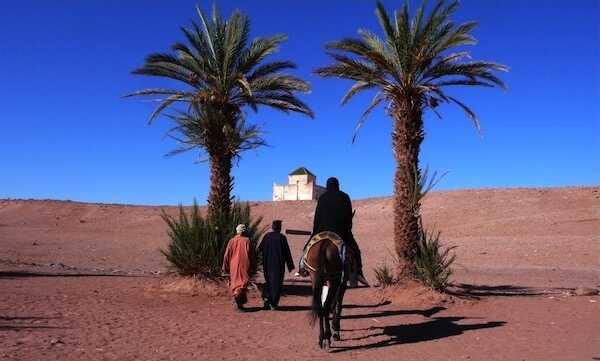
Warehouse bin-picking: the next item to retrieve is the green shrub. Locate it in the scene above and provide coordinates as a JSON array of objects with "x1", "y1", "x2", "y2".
[
  {"x1": 404, "y1": 165, "x2": 456, "y2": 291},
  {"x1": 414, "y1": 221, "x2": 456, "y2": 291},
  {"x1": 160, "y1": 200, "x2": 265, "y2": 278},
  {"x1": 373, "y1": 262, "x2": 396, "y2": 288}
]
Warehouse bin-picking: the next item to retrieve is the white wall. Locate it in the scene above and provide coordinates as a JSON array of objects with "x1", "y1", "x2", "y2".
[
  {"x1": 288, "y1": 174, "x2": 310, "y2": 185},
  {"x1": 273, "y1": 183, "x2": 285, "y2": 201},
  {"x1": 273, "y1": 182, "x2": 317, "y2": 201},
  {"x1": 273, "y1": 173, "x2": 321, "y2": 201}
]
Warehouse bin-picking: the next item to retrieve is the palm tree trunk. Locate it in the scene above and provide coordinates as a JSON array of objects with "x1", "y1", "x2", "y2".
[
  {"x1": 207, "y1": 152, "x2": 233, "y2": 222},
  {"x1": 391, "y1": 98, "x2": 424, "y2": 278}
]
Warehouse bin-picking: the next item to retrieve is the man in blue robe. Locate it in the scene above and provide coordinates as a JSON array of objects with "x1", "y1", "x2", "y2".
[{"x1": 259, "y1": 220, "x2": 295, "y2": 310}]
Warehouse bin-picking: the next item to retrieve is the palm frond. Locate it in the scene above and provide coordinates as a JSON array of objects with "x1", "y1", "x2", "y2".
[
  {"x1": 248, "y1": 61, "x2": 296, "y2": 81},
  {"x1": 375, "y1": 1, "x2": 397, "y2": 42},
  {"x1": 148, "y1": 94, "x2": 188, "y2": 124},
  {"x1": 341, "y1": 81, "x2": 374, "y2": 105},
  {"x1": 316, "y1": 0, "x2": 507, "y2": 137},
  {"x1": 222, "y1": 10, "x2": 250, "y2": 76},
  {"x1": 122, "y1": 88, "x2": 190, "y2": 99},
  {"x1": 316, "y1": 52, "x2": 386, "y2": 85},
  {"x1": 249, "y1": 74, "x2": 310, "y2": 94},
  {"x1": 446, "y1": 94, "x2": 481, "y2": 132},
  {"x1": 127, "y1": 4, "x2": 313, "y2": 160},
  {"x1": 352, "y1": 92, "x2": 385, "y2": 143},
  {"x1": 237, "y1": 34, "x2": 287, "y2": 75},
  {"x1": 196, "y1": 5, "x2": 217, "y2": 60},
  {"x1": 251, "y1": 93, "x2": 314, "y2": 118}
]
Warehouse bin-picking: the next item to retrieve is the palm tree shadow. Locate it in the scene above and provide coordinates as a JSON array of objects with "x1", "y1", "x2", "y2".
[
  {"x1": 446, "y1": 283, "x2": 568, "y2": 299},
  {"x1": 0, "y1": 316, "x2": 63, "y2": 331},
  {"x1": 332, "y1": 317, "x2": 505, "y2": 352},
  {"x1": 0, "y1": 271, "x2": 144, "y2": 280}
]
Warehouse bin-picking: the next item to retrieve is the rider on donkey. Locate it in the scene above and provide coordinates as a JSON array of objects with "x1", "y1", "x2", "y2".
[{"x1": 297, "y1": 177, "x2": 369, "y2": 286}]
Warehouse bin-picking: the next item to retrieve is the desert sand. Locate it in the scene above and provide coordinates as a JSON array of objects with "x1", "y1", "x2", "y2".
[{"x1": 1, "y1": 187, "x2": 599, "y2": 360}]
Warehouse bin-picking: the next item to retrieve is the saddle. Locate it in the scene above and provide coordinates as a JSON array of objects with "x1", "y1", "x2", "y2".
[{"x1": 302, "y1": 231, "x2": 346, "y2": 273}]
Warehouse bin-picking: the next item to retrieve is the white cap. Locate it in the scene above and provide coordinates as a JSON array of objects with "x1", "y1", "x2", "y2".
[{"x1": 236, "y1": 224, "x2": 246, "y2": 234}]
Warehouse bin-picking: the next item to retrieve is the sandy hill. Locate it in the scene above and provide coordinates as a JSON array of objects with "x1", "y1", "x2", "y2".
[{"x1": 1, "y1": 187, "x2": 598, "y2": 283}]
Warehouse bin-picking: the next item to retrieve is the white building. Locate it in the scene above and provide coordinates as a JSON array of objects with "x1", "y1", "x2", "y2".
[{"x1": 273, "y1": 167, "x2": 326, "y2": 201}]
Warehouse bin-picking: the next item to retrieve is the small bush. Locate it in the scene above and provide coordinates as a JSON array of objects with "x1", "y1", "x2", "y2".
[
  {"x1": 414, "y1": 222, "x2": 456, "y2": 291},
  {"x1": 160, "y1": 200, "x2": 265, "y2": 278},
  {"x1": 373, "y1": 262, "x2": 396, "y2": 288}
]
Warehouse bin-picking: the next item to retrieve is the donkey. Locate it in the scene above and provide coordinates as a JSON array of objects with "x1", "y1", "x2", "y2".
[{"x1": 305, "y1": 231, "x2": 358, "y2": 350}]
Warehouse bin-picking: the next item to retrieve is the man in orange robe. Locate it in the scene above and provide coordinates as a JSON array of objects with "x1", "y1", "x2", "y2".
[{"x1": 222, "y1": 224, "x2": 253, "y2": 311}]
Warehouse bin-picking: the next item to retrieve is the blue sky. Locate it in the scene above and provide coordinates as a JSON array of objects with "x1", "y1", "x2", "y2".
[{"x1": 1, "y1": 1, "x2": 598, "y2": 205}]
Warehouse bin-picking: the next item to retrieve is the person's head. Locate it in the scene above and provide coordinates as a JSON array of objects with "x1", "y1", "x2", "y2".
[
  {"x1": 272, "y1": 220, "x2": 282, "y2": 232},
  {"x1": 326, "y1": 177, "x2": 340, "y2": 191},
  {"x1": 235, "y1": 224, "x2": 246, "y2": 235}
]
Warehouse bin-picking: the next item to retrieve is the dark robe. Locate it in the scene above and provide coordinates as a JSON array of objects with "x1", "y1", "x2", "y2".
[
  {"x1": 259, "y1": 231, "x2": 294, "y2": 307},
  {"x1": 311, "y1": 177, "x2": 362, "y2": 269},
  {"x1": 312, "y1": 178, "x2": 353, "y2": 242}
]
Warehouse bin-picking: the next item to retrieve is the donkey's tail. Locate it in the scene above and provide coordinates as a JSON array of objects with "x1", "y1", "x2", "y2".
[{"x1": 308, "y1": 241, "x2": 327, "y2": 327}]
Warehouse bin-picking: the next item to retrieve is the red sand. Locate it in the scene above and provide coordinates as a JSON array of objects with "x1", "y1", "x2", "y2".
[{"x1": 1, "y1": 187, "x2": 599, "y2": 360}]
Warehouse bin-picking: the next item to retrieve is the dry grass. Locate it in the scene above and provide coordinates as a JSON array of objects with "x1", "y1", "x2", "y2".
[
  {"x1": 146, "y1": 276, "x2": 228, "y2": 297},
  {"x1": 377, "y1": 279, "x2": 463, "y2": 308}
]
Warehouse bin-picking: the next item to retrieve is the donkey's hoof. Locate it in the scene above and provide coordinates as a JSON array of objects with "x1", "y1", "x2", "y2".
[{"x1": 321, "y1": 339, "x2": 330, "y2": 351}]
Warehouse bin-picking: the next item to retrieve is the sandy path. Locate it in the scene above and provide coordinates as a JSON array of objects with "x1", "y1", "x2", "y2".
[{"x1": 1, "y1": 273, "x2": 598, "y2": 361}]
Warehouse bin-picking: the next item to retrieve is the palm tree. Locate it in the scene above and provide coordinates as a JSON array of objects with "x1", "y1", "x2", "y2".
[
  {"x1": 126, "y1": 5, "x2": 313, "y2": 221},
  {"x1": 315, "y1": 0, "x2": 507, "y2": 277}
]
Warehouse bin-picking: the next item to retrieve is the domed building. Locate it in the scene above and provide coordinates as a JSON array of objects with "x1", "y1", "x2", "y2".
[{"x1": 272, "y1": 167, "x2": 326, "y2": 201}]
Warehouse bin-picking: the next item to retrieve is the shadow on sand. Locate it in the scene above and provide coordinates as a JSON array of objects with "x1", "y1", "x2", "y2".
[
  {"x1": 276, "y1": 305, "x2": 311, "y2": 311},
  {"x1": 0, "y1": 271, "x2": 146, "y2": 280},
  {"x1": 446, "y1": 283, "x2": 570, "y2": 299},
  {"x1": 332, "y1": 316, "x2": 505, "y2": 352},
  {"x1": 278, "y1": 281, "x2": 391, "y2": 311},
  {"x1": 239, "y1": 306, "x2": 263, "y2": 313},
  {"x1": 343, "y1": 300, "x2": 391, "y2": 309},
  {"x1": 0, "y1": 316, "x2": 63, "y2": 332},
  {"x1": 341, "y1": 306, "x2": 447, "y2": 321},
  {"x1": 281, "y1": 283, "x2": 313, "y2": 297}
]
